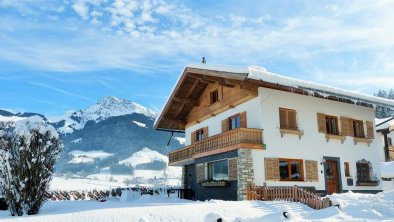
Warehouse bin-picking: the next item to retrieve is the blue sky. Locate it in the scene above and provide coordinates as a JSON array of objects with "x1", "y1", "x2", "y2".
[{"x1": 0, "y1": 0, "x2": 393, "y2": 116}]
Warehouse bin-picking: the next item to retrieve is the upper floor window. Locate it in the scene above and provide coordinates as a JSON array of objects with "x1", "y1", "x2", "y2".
[
  {"x1": 352, "y1": 120, "x2": 364, "y2": 138},
  {"x1": 279, "y1": 108, "x2": 297, "y2": 130},
  {"x1": 389, "y1": 138, "x2": 393, "y2": 146},
  {"x1": 210, "y1": 89, "x2": 219, "y2": 104},
  {"x1": 191, "y1": 127, "x2": 208, "y2": 143},
  {"x1": 196, "y1": 129, "x2": 205, "y2": 141},
  {"x1": 229, "y1": 114, "x2": 241, "y2": 130},
  {"x1": 279, "y1": 158, "x2": 303, "y2": 181},
  {"x1": 325, "y1": 115, "x2": 339, "y2": 135}
]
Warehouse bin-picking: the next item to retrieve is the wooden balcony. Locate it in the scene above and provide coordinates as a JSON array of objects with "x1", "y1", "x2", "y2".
[{"x1": 169, "y1": 128, "x2": 264, "y2": 166}]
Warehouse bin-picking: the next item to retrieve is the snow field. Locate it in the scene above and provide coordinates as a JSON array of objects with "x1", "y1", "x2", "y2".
[{"x1": 0, "y1": 190, "x2": 393, "y2": 221}]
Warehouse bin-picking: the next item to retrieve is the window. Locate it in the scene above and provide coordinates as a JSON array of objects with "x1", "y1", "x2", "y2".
[
  {"x1": 344, "y1": 162, "x2": 350, "y2": 177},
  {"x1": 279, "y1": 108, "x2": 297, "y2": 130},
  {"x1": 356, "y1": 159, "x2": 379, "y2": 185},
  {"x1": 210, "y1": 89, "x2": 219, "y2": 104},
  {"x1": 352, "y1": 120, "x2": 364, "y2": 138},
  {"x1": 208, "y1": 160, "x2": 228, "y2": 180},
  {"x1": 196, "y1": 129, "x2": 205, "y2": 141},
  {"x1": 279, "y1": 159, "x2": 303, "y2": 181},
  {"x1": 229, "y1": 114, "x2": 241, "y2": 130},
  {"x1": 388, "y1": 138, "x2": 392, "y2": 146},
  {"x1": 325, "y1": 116, "x2": 339, "y2": 135}
]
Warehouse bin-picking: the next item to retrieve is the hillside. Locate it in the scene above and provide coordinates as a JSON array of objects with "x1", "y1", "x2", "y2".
[{"x1": 0, "y1": 96, "x2": 184, "y2": 176}]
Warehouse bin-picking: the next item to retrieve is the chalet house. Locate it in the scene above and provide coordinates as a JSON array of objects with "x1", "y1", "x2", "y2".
[
  {"x1": 154, "y1": 64, "x2": 394, "y2": 201},
  {"x1": 376, "y1": 117, "x2": 394, "y2": 162}
]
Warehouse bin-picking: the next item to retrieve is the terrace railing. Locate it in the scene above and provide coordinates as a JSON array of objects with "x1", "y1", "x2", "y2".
[{"x1": 169, "y1": 128, "x2": 264, "y2": 165}]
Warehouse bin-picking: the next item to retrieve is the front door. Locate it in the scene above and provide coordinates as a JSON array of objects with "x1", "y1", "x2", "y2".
[{"x1": 325, "y1": 160, "x2": 339, "y2": 194}]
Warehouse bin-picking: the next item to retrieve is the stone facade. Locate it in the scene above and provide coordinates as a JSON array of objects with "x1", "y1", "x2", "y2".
[{"x1": 237, "y1": 149, "x2": 255, "y2": 200}]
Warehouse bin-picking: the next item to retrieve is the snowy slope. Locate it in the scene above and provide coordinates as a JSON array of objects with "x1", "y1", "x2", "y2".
[
  {"x1": 119, "y1": 147, "x2": 168, "y2": 167},
  {"x1": 48, "y1": 96, "x2": 157, "y2": 134},
  {"x1": 68, "y1": 150, "x2": 114, "y2": 164}
]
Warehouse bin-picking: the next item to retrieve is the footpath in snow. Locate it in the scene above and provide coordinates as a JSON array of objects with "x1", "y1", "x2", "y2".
[{"x1": 0, "y1": 190, "x2": 393, "y2": 222}]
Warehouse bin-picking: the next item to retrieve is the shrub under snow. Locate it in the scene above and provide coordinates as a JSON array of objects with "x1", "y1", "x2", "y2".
[{"x1": 0, "y1": 117, "x2": 63, "y2": 216}]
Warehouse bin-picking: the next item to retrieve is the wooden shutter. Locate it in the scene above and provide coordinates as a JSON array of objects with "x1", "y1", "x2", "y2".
[
  {"x1": 340, "y1": 116, "x2": 352, "y2": 136},
  {"x1": 305, "y1": 160, "x2": 319, "y2": 182},
  {"x1": 203, "y1": 127, "x2": 209, "y2": 139},
  {"x1": 191, "y1": 131, "x2": 196, "y2": 144},
  {"x1": 288, "y1": 110, "x2": 297, "y2": 130},
  {"x1": 218, "y1": 86, "x2": 223, "y2": 100},
  {"x1": 240, "y1": 111, "x2": 247, "y2": 128},
  {"x1": 279, "y1": 109, "x2": 286, "y2": 128},
  {"x1": 366, "y1": 121, "x2": 374, "y2": 139},
  {"x1": 196, "y1": 164, "x2": 205, "y2": 182},
  {"x1": 221, "y1": 119, "x2": 229, "y2": 132},
  {"x1": 317, "y1": 113, "x2": 326, "y2": 133},
  {"x1": 228, "y1": 158, "x2": 237, "y2": 181},
  {"x1": 265, "y1": 158, "x2": 279, "y2": 181}
]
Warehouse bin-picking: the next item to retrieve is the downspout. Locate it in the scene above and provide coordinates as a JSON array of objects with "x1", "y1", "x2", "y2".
[{"x1": 383, "y1": 132, "x2": 390, "y2": 162}]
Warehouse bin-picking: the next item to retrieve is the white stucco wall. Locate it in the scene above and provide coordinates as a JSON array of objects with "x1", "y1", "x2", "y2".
[
  {"x1": 184, "y1": 87, "x2": 383, "y2": 192},
  {"x1": 252, "y1": 87, "x2": 382, "y2": 191}
]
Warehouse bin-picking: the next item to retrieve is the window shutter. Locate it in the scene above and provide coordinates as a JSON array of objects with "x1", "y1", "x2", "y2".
[
  {"x1": 240, "y1": 111, "x2": 247, "y2": 128},
  {"x1": 340, "y1": 116, "x2": 352, "y2": 136},
  {"x1": 221, "y1": 119, "x2": 229, "y2": 132},
  {"x1": 366, "y1": 121, "x2": 374, "y2": 139},
  {"x1": 203, "y1": 127, "x2": 209, "y2": 139},
  {"x1": 279, "y1": 109, "x2": 286, "y2": 128},
  {"x1": 228, "y1": 158, "x2": 237, "y2": 181},
  {"x1": 288, "y1": 110, "x2": 297, "y2": 130},
  {"x1": 265, "y1": 158, "x2": 279, "y2": 181},
  {"x1": 317, "y1": 113, "x2": 326, "y2": 133},
  {"x1": 305, "y1": 160, "x2": 319, "y2": 182},
  {"x1": 196, "y1": 163, "x2": 205, "y2": 183},
  {"x1": 218, "y1": 86, "x2": 223, "y2": 100},
  {"x1": 191, "y1": 131, "x2": 196, "y2": 144}
]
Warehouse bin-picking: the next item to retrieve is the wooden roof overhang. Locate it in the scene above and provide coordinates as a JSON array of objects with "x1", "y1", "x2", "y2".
[
  {"x1": 154, "y1": 67, "x2": 248, "y2": 132},
  {"x1": 155, "y1": 66, "x2": 393, "y2": 132}
]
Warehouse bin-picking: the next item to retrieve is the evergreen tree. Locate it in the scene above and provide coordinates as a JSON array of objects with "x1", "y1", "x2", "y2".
[{"x1": 375, "y1": 88, "x2": 394, "y2": 118}]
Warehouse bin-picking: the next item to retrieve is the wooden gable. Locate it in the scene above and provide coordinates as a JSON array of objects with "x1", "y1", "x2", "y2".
[
  {"x1": 186, "y1": 81, "x2": 257, "y2": 127},
  {"x1": 154, "y1": 67, "x2": 251, "y2": 131}
]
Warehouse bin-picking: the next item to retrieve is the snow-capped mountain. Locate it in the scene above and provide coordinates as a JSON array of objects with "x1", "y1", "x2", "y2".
[
  {"x1": 0, "y1": 96, "x2": 183, "y2": 175},
  {"x1": 48, "y1": 96, "x2": 157, "y2": 134}
]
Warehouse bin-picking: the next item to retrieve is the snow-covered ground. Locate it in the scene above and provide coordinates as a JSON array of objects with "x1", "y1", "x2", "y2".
[
  {"x1": 68, "y1": 150, "x2": 114, "y2": 164},
  {"x1": 119, "y1": 147, "x2": 168, "y2": 167},
  {"x1": 50, "y1": 166, "x2": 182, "y2": 190},
  {"x1": 0, "y1": 190, "x2": 393, "y2": 221}
]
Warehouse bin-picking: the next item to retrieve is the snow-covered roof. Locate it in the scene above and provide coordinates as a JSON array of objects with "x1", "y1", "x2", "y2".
[
  {"x1": 155, "y1": 63, "x2": 394, "y2": 131},
  {"x1": 376, "y1": 117, "x2": 394, "y2": 131},
  {"x1": 247, "y1": 66, "x2": 394, "y2": 109}
]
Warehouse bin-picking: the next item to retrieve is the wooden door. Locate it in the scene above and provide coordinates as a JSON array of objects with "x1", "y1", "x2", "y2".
[{"x1": 325, "y1": 160, "x2": 339, "y2": 194}]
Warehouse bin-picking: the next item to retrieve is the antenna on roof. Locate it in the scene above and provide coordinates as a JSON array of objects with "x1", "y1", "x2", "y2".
[{"x1": 202, "y1": 57, "x2": 206, "y2": 64}]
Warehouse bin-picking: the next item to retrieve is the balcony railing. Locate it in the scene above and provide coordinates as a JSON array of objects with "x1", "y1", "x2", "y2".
[{"x1": 169, "y1": 128, "x2": 264, "y2": 165}]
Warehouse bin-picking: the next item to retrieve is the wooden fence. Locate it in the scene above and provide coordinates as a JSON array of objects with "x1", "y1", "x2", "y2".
[
  {"x1": 247, "y1": 185, "x2": 331, "y2": 210},
  {"x1": 44, "y1": 188, "x2": 193, "y2": 201}
]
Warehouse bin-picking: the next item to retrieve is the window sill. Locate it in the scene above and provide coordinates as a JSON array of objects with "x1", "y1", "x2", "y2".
[
  {"x1": 356, "y1": 181, "x2": 379, "y2": 186},
  {"x1": 279, "y1": 179, "x2": 305, "y2": 182},
  {"x1": 353, "y1": 137, "x2": 372, "y2": 146},
  {"x1": 200, "y1": 180, "x2": 229, "y2": 187},
  {"x1": 280, "y1": 128, "x2": 304, "y2": 139},
  {"x1": 325, "y1": 134, "x2": 346, "y2": 144}
]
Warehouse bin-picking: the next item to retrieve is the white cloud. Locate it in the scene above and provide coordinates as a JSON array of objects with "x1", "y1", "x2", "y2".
[{"x1": 0, "y1": 0, "x2": 393, "y2": 95}]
